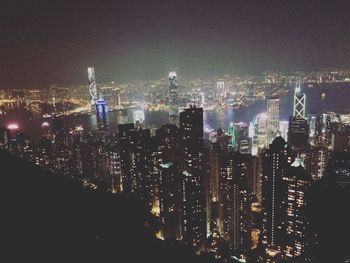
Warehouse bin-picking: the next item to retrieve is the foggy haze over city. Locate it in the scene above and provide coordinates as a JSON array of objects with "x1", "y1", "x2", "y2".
[{"x1": 2, "y1": 0, "x2": 350, "y2": 88}]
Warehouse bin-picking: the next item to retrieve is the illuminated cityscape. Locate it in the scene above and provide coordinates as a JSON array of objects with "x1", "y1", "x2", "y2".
[{"x1": 1, "y1": 1, "x2": 350, "y2": 262}]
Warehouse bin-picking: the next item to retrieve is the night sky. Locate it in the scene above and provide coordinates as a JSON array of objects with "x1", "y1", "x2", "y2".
[{"x1": 1, "y1": 0, "x2": 350, "y2": 88}]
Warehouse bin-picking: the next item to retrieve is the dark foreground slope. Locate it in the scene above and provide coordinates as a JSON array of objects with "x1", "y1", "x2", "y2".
[{"x1": 0, "y1": 150, "x2": 206, "y2": 263}]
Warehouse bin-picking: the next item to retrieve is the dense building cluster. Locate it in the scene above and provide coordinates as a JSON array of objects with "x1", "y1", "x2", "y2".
[{"x1": 1, "y1": 72, "x2": 350, "y2": 262}]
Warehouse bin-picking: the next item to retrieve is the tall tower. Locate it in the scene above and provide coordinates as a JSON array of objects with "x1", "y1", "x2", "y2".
[
  {"x1": 220, "y1": 151, "x2": 252, "y2": 253},
  {"x1": 288, "y1": 116, "x2": 308, "y2": 150},
  {"x1": 284, "y1": 158, "x2": 312, "y2": 260},
  {"x1": 246, "y1": 80, "x2": 254, "y2": 101},
  {"x1": 168, "y1": 72, "x2": 179, "y2": 126},
  {"x1": 95, "y1": 97, "x2": 109, "y2": 140},
  {"x1": 157, "y1": 124, "x2": 181, "y2": 239},
  {"x1": 267, "y1": 96, "x2": 280, "y2": 144},
  {"x1": 252, "y1": 112, "x2": 268, "y2": 153},
  {"x1": 87, "y1": 67, "x2": 98, "y2": 106},
  {"x1": 293, "y1": 81, "x2": 306, "y2": 118},
  {"x1": 262, "y1": 137, "x2": 293, "y2": 256},
  {"x1": 180, "y1": 106, "x2": 206, "y2": 250}
]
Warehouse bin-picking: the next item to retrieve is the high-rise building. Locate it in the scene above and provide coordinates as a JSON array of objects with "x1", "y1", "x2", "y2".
[
  {"x1": 330, "y1": 151, "x2": 350, "y2": 190},
  {"x1": 95, "y1": 97, "x2": 109, "y2": 140},
  {"x1": 156, "y1": 124, "x2": 182, "y2": 239},
  {"x1": 279, "y1": 121, "x2": 289, "y2": 142},
  {"x1": 252, "y1": 112, "x2": 268, "y2": 155},
  {"x1": 318, "y1": 113, "x2": 332, "y2": 147},
  {"x1": 293, "y1": 82, "x2": 306, "y2": 118},
  {"x1": 219, "y1": 151, "x2": 252, "y2": 253},
  {"x1": 267, "y1": 97, "x2": 280, "y2": 145},
  {"x1": 130, "y1": 129, "x2": 153, "y2": 208},
  {"x1": 288, "y1": 116, "x2": 308, "y2": 150},
  {"x1": 307, "y1": 114, "x2": 319, "y2": 146},
  {"x1": 118, "y1": 123, "x2": 136, "y2": 193},
  {"x1": 229, "y1": 122, "x2": 251, "y2": 154},
  {"x1": 216, "y1": 81, "x2": 225, "y2": 105},
  {"x1": 246, "y1": 80, "x2": 254, "y2": 102},
  {"x1": 331, "y1": 125, "x2": 350, "y2": 151},
  {"x1": 300, "y1": 146, "x2": 330, "y2": 181},
  {"x1": 169, "y1": 72, "x2": 179, "y2": 126},
  {"x1": 116, "y1": 109, "x2": 129, "y2": 124},
  {"x1": 159, "y1": 162, "x2": 181, "y2": 239},
  {"x1": 208, "y1": 142, "x2": 224, "y2": 237},
  {"x1": 87, "y1": 67, "x2": 98, "y2": 106},
  {"x1": 133, "y1": 109, "x2": 145, "y2": 129},
  {"x1": 262, "y1": 136, "x2": 293, "y2": 257},
  {"x1": 180, "y1": 106, "x2": 206, "y2": 250},
  {"x1": 209, "y1": 128, "x2": 231, "y2": 152},
  {"x1": 52, "y1": 116, "x2": 70, "y2": 175},
  {"x1": 284, "y1": 158, "x2": 312, "y2": 260},
  {"x1": 110, "y1": 146, "x2": 123, "y2": 193}
]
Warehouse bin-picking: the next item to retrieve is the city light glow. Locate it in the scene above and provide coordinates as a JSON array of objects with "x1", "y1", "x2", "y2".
[{"x1": 7, "y1": 123, "x2": 19, "y2": 130}]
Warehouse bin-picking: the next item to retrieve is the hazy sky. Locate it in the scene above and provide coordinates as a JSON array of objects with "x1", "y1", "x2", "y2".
[{"x1": 1, "y1": 0, "x2": 350, "y2": 88}]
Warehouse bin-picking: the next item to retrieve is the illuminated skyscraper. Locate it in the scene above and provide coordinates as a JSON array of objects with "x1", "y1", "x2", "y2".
[
  {"x1": 96, "y1": 97, "x2": 109, "y2": 135},
  {"x1": 279, "y1": 121, "x2": 289, "y2": 142},
  {"x1": 299, "y1": 146, "x2": 330, "y2": 180},
  {"x1": 208, "y1": 142, "x2": 224, "y2": 237},
  {"x1": 133, "y1": 109, "x2": 145, "y2": 129},
  {"x1": 156, "y1": 124, "x2": 181, "y2": 239},
  {"x1": 118, "y1": 124, "x2": 154, "y2": 208},
  {"x1": 219, "y1": 151, "x2": 252, "y2": 253},
  {"x1": 267, "y1": 97, "x2": 280, "y2": 145},
  {"x1": 229, "y1": 122, "x2": 251, "y2": 154},
  {"x1": 252, "y1": 112, "x2": 268, "y2": 155},
  {"x1": 284, "y1": 158, "x2": 312, "y2": 260},
  {"x1": 262, "y1": 137, "x2": 293, "y2": 256},
  {"x1": 159, "y1": 162, "x2": 182, "y2": 239},
  {"x1": 307, "y1": 114, "x2": 319, "y2": 146},
  {"x1": 293, "y1": 81, "x2": 306, "y2": 118},
  {"x1": 110, "y1": 146, "x2": 123, "y2": 193},
  {"x1": 216, "y1": 81, "x2": 225, "y2": 104},
  {"x1": 87, "y1": 67, "x2": 98, "y2": 106},
  {"x1": 168, "y1": 72, "x2": 179, "y2": 126},
  {"x1": 180, "y1": 106, "x2": 206, "y2": 250}
]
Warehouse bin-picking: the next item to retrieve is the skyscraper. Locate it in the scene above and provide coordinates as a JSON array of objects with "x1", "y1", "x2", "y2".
[
  {"x1": 216, "y1": 81, "x2": 225, "y2": 105},
  {"x1": 267, "y1": 97, "x2": 280, "y2": 145},
  {"x1": 168, "y1": 72, "x2": 179, "y2": 126},
  {"x1": 246, "y1": 80, "x2": 254, "y2": 102},
  {"x1": 293, "y1": 81, "x2": 306, "y2": 118},
  {"x1": 279, "y1": 120, "x2": 289, "y2": 142},
  {"x1": 288, "y1": 116, "x2": 308, "y2": 150},
  {"x1": 156, "y1": 124, "x2": 181, "y2": 239},
  {"x1": 262, "y1": 136, "x2": 293, "y2": 256},
  {"x1": 180, "y1": 106, "x2": 206, "y2": 250},
  {"x1": 219, "y1": 151, "x2": 252, "y2": 253},
  {"x1": 95, "y1": 97, "x2": 109, "y2": 140},
  {"x1": 208, "y1": 142, "x2": 224, "y2": 237},
  {"x1": 252, "y1": 112, "x2": 268, "y2": 155},
  {"x1": 284, "y1": 158, "x2": 312, "y2": 260},
  {"x1": 87, "y1": 67, "x2": 98, "y2": 106},
  {"x1": 118, "y1": 123, "x2": 136, "y2": 193},
  {"x1": 229, "y1": 122, "x2": 251, "y2": 154},
  {"x1": 307, "y1": 114, "x2": 319, "y2": 146},
  {"x1": 300, "y1": 146, "x2": 330, "y2": 181}
]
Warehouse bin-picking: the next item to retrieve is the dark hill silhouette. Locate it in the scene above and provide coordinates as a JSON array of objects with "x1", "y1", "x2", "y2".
[{"x1": 0, "y1": 150, "x2": 210, "y2": 263}]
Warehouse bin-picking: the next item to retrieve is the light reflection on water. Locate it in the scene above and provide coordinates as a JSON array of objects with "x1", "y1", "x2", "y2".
[{"x1": 1, "y1": 83, "x2": 350, "y2": 141}]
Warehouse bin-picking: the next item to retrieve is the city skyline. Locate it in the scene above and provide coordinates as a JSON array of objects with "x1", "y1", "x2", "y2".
[{"x1": 1, "y1": 1, "x2": 350, "y2": 262}]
